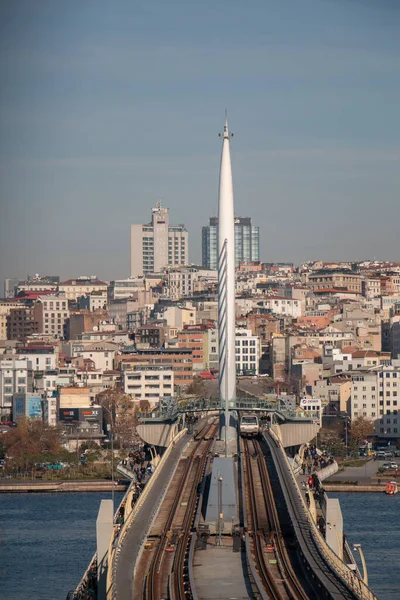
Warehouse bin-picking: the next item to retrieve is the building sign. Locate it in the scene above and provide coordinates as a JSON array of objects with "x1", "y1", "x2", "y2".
[
  {"x1": 79, "y1": 408, "x2": 102, "y2": 422},
  {"x1": 300, "y1": 398, "x2": 322, "y2": 411},
  {"x1": 59, "y1": 408, "x2": 79, "y2": 422},
  {"x1": 58, "y1": 407, "x2": 102, "y2": 423},
  {"x1": 14, "y1": 397, "x2": 26, "y2": 418},
  {"x1": 28, "y1": 397, "x2": 42, "y2": 419}
]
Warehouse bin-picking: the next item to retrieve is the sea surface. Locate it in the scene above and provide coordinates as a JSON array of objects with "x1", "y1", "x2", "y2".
[
  {"x1": 329, "y1": 492, "x2": 400, "y2": 600},
  {"x1": 0, "y1": 491, "x2": 398, "y2": 600},
  {"x1": 0, "y1": 492, "x2": 123, "y2": 600}
]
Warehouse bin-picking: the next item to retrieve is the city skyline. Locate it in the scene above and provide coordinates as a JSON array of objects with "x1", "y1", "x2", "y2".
[{"x1": 1, "y1": 0, "x2": 400, "y2": 287}]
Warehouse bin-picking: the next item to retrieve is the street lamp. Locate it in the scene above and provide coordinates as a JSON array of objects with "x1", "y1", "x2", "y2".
[
  {"x1": 353, "y1": 543, "x2": 368, "y2": 586},
  {"x1": 102, "y1": 405, "x2": 114, "y2": 513}
]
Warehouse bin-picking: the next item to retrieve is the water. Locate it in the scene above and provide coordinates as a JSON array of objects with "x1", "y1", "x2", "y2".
[
  {"x1": 0, "y1": 492, "x2": 123, "y2": 600},
  {"x1": 0, "y1": 492, "x2": 398, "y2": 600},
  {"x1": 329, "y1": 492, "x2": 400, "y2": 600}
]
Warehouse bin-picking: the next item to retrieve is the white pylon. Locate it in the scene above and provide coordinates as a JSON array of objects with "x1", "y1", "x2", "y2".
[{"x1": 218, "y1": 117, "x2": 236, "y2": 445}]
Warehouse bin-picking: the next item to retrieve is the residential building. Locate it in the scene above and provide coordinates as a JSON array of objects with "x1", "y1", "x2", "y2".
[
  {"x1": 77, "y1": 290, "x2": 108, "y2": 311},
  {"x1": 362, "y1": 278, "x2": 381, "y2": 299},
  {"x1": 235, "y1": 329, "x2": 261, "y2": 375},
  {"x1": 260, "y1": 296, "x2": 303, "y2": 318},
  {"x1": 17, "y1": 343, "x2": 57, "y2": 372},
  {"x1": 33, "y1": 295, "x2": 69, "y2": 339},
  {"x1": 67, "y1": 310, "x2": 109, "y2": 340},
  {"x1": 130, "y1": 201, "x2": 188, "y2": 276},
  {"x1": 122, "y1": 365, "x2": 174, "y2": 405},
  {"x1": 0, "y1": 357, "x2": 34, "y2": 419},
  {"x1": 154, "y1": 304, "x2": 196, "y2": 329},
  {"x1": 7, "y1": 305, "x2": 39, "y2": 341},
  {"x1": 0, "y1": 301, "x2": 22, "y2": 340},
  {"x1": 108, "y1": 278, "x2": 146, "y2": 301},
  {"x1": 177, "y1": 324, "x2": 210, "y2": 372},
  {"x1": 202, "y1": 216, "x2": 259, "y2": 269},
  {"x1": 308, "y1": 271, "x2": 362, "y2": 294},
  {"x1": 167, "y1": 267, "x2": 198, "y2": 300},
  {"x1": 349, "y1": 365, "x2": 400, "y2": 439},
  {"x1": 135, "y1": 324, "x2": 166, "y2": 349},
  {"x1": 58, "y1": 277, "x2": 108, "y2": 301},
  {"x1": 15, "y1": 275, "x2": 58, "y2": 296},
  {"x1": 120, "y1": 347, "x2": 193, "y2": 388}
]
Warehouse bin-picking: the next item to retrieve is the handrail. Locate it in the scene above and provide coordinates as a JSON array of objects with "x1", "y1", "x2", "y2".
[{"x1": 265, "y1": 431, "x2": 379, "y2": 600}]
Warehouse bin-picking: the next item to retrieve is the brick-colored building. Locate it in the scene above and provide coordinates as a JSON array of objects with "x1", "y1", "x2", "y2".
[
  {"x1": 7, "y1": 306, "x2": 39, "y2": 341},
  {"x1": 246, "y1": 313, "x2": 280, "y2": 342},
  {"x1": 177, "y1": 324, "x2": 209, "y2": 372}
]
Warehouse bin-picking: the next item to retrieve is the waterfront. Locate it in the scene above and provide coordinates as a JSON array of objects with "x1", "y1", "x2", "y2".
[
  {"x1": 330, "y1": 492, "x2": 400, "y2": 600},
  {"x1": 0, "y1": 491, "x2": 398, "y2": 599},
  {"x1": 0, "y1": 492, "x2": 123, "y2": 600}
]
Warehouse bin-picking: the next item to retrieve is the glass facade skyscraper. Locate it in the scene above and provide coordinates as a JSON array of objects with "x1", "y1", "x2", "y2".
[{"x1": 202, "y1": 217, "x2": 259, "y2": 269}]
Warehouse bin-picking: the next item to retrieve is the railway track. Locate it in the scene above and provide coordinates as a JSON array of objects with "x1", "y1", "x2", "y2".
[
  {"x1": 143, "y1": 419, "x2": 217, "y2": 600},
  {"x1": 242, "y1": 437, "x2": 309, "y2": 600}
]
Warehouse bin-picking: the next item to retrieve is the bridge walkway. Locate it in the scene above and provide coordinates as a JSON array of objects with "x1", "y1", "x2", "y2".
[
  {"x1": 113, "y1": 432, "x2": 190, "y2": 600},
  {"x1": 264, "y1": 432, "x2": 376, "y2": 600}
]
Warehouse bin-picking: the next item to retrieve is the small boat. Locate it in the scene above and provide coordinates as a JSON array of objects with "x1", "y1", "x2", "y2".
[{"x1": 385, "y1": 481, "x2": 398, "y2": 495}]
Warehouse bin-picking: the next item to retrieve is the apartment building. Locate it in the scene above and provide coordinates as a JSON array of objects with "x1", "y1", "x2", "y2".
[
  {"x1": 17, "y1": 343, "x2": 57, "y2": 372},
  {"x1": 58, "y1": 277, "x2": 108, "y2": 301},
  {"x1": 130, "y1": 201, "x2": 188, "y2": 276},
  {"x1": 350, "y1": 365, "x2": 400, "y2": 439},
  {"x1": 0, "y1": 357, "x2": 34, "y2": 419},
  {"x1": 308, "y1": 271, "x2": 362, "y2": 294},
  {"x1": 177, "y1": 324, "x2": 210, "y2": 372},
  {"x1": 261, "y1": 296, "x2": 303, "y2": 318},
  {"x1": 7, "y1": 305, "x2": 39, "y2": 341},
  {"x1": 235, "y1": 329, "x2": 261, "y2": 376},
  {"x1": 122, "y1": 365, "x2": 174, "y2": 405},
  {"x1": 33, "y1": 295, "x2": 70, "y2": 339},
  {"x1": 167, "y1": 267, "x2": 198, "y2": 300},
  {"x1": 120, "y1": 347, "x2": 193, "y2": 388}
]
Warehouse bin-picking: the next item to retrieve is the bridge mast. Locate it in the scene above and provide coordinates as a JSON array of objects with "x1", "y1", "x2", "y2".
[{"x1": 218, "y1": 115, "x2": 236, "y2": 448}]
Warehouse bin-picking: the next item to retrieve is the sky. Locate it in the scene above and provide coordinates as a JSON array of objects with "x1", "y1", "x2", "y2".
[{"x1": 1, "y1": 0, "x2": 400, "y2": 287}]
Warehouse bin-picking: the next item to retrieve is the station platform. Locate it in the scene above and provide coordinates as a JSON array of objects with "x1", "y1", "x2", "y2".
[{"x1": 193, "y1": 538, "x2": 255, "y2": 600}]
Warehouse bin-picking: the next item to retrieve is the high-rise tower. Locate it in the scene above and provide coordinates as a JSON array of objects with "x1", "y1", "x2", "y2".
[{"x1": 218, "y1": 118, "x2": 236, "y2": 443}]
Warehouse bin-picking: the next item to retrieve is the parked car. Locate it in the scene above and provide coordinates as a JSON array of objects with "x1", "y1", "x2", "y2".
[{"x1": 382, "y1": 462, "x2": 397, "y2": 470}]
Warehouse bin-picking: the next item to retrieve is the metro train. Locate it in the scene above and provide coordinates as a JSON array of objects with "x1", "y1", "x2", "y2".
[{"x1": 239, "y1": 413, "x2": 260, "y2": 437}]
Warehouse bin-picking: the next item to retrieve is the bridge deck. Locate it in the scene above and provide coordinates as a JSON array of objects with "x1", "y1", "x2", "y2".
[{"x1": 114, "y1": 432, "x2": 190, "y2": 600}]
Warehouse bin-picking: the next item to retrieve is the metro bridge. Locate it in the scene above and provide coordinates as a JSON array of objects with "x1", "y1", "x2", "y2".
[{"x1": 136, "y1": 396, "x2": 321, "y2": 450}]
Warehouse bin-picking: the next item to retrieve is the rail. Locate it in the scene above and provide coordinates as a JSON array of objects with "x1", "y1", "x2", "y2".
[
  {"x1": 145, "y1": 420, "x2": 217, "y2": 600},
  {"x1": 265, "y1": 430, "x2": 379, "y2": 600},
  {"x1": 242, "y1": 437, "x2": 309, "y2": 600}
]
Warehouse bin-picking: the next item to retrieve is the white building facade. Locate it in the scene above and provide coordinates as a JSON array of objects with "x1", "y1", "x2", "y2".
[
  {"x1": 235, "y1": 329, "x2": 261, "y2": 376},
  {"x1": 122, "y1": 365, "x2": 174, "y2": 405}
]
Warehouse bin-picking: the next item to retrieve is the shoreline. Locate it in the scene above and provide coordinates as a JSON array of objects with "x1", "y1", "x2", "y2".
[
  {"x1": 0, "y1": 480, "x2": 128, "y2": 493},
  {"x1": 324, "y1": 484, "x2": 386, "y2": 492}
]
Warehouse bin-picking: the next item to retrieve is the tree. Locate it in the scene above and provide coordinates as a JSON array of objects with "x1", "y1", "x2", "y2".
[
  {"x1": 186, "y1": 377, "x2": 206, "y2": 397},
  {"x1": 3, "y1": 418, "x2": 63, "y2": 471},
  {"x1": 349, "y1": 416, "x2": 375, "y2": 448},
  {"x1": 96, "y1": 386, "x2": 139, "y2": 449}
]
